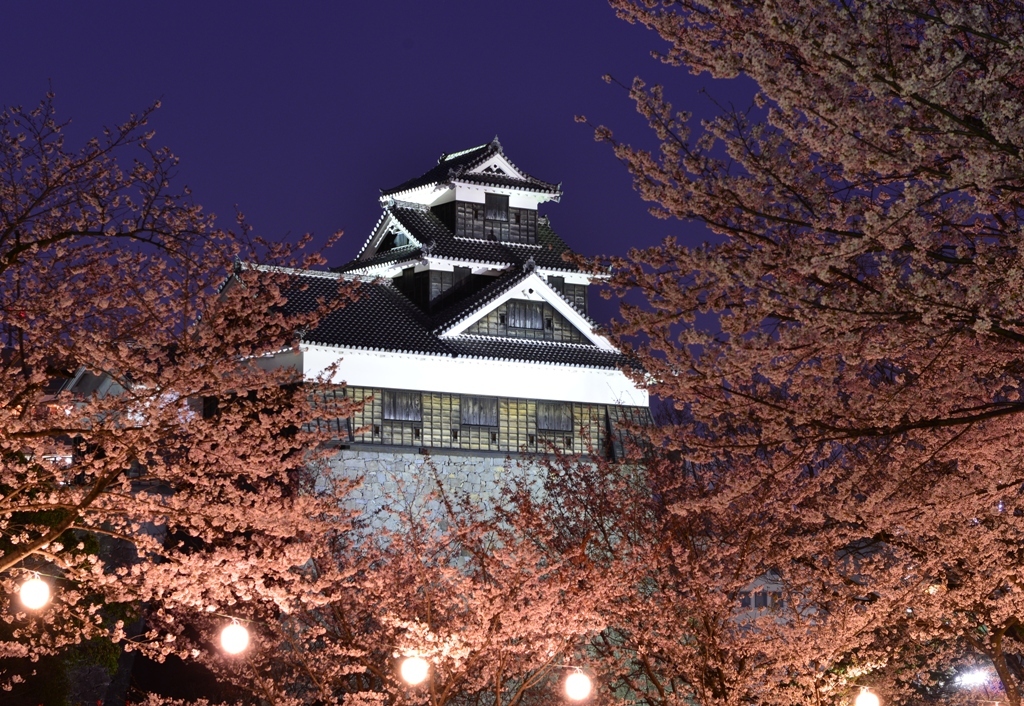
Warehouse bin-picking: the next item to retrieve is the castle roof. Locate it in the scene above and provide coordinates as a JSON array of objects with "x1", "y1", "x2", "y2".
[
  {"x1": 282, "y1": 139, "x2": 646, "y2": 383},
  {"x1": 264, "y1": 268, "x2": 628, "y2": 370},
  {"x1": 380, "y1": 137, "x2": 560, "y2": 198}
]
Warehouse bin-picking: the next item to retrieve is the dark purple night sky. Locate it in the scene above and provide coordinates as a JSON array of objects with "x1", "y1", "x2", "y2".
[{"x1": 4, "y1": 1, "x2": 755, "y2": 325}]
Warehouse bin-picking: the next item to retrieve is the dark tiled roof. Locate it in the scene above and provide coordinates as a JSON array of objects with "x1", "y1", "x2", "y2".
[
  {"x1": 381, "y1": 143, "x2": 492, "y2": 196},
  {"x1": 381, "y1": 139, "x2": 559, "y2": 196},
  {"x1": 454, "y1": 172, "x2": 559, "y2": 193},
  {"x1": 275, "y1": 269, "x2": 627, "y2": 369},
  {"x1": 446, "y1": 336, "x2": 626, "y2": 369},
  {"x1": 333, "y1": 244, "x2": 421, "y2": 274},
  {"x1": 281, "y1": 273, "x2": 447, "y2": 354}
]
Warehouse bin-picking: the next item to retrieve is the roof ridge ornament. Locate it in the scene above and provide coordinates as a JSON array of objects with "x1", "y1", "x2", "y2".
[
  {"x1": 491, "y1": 135, "x2": 502, "y2": 150},
  {"x1": 522, "y1": 257, "x2": 536, "y2": 273}
]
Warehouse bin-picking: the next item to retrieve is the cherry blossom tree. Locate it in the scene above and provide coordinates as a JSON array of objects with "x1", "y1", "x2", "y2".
[
  {"x1": 146, "y1": 462, "x2": 606, "y2": 706},
  {"x1": 0, "y1": 95, "x2": 358, "y2": 696},
  {"x1": 573, "y1": 0, "x2": 1024, "y2": 703}
]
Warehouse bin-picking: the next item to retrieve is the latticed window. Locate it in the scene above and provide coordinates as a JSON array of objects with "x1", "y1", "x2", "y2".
[
  {"x1": 383, "y1": 390, "x2": 422, "y2": 421},
  {"x1": 461, "y1": 396, "x2": 498, "y2": 426},
  {"x1": 507, "y1": 301, "x2": 543, "y2": 329},
  {"x1": 537, "y1": 401, "x2": 573, "y2": 431}
]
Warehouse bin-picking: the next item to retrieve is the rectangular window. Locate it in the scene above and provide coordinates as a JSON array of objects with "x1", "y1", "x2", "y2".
[
  {"x1": 506, "y1": 301, "x2": 543, "y2": 329},
  {"x1": 537, "y1": 401, "x2": 573, "y2": 431},
  {"x1": 383, "y1": 390, "x2": 422, "y2": 421},
  {"x1": 461, "y1": 396, "x2": 498, "y2": 426},
  {"x1": 485, "y1": 193, "x2": 509, "y2": 221},
  {"x1": 564, "y1": 283, "x2": 588, "y2": 314}
]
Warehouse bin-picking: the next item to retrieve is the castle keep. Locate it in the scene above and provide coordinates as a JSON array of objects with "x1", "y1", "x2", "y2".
[{"x1": 262, "y1": 139, "x2": 650, "y2": 515}]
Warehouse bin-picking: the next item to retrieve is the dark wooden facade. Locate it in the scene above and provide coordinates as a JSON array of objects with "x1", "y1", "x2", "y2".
[
  {"x1": 393, "y1": 266, "x2": 492, "y2": 313},
  {"x1": 545, "y1": 277, "x2": 588, "y2": 314},
  {"x1": 313, "y1": 386, "x2": 649, "y2": 458},
  {"x1": 431, "y1": 201, "x2": 538, "y2": 243},
  {"x1": 465, "y1": 299, "x2": 587, "y2": 343}
]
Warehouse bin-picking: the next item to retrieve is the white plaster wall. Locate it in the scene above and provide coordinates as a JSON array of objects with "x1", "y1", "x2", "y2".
[
  {"x1": 453, "y1": 183, "x2": 549, "y2": 209},
  {"x1": 301, "y1": 346, "x2": 649, "y2": 407}
]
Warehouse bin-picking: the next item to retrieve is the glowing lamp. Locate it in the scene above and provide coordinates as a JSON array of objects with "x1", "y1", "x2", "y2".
[
  {"x1": 854, "y1": 687, "x2": 880, "y2": 706},
  {"x1": 220, "y1": 619, "x2": 250, "y2": 655},
  {"x1": 401, "y1": 656, "x2": 429, "y2": 685},
  {"x1": 19, "y1": 575, "x2": 51, "y2": 610},
  {"x1": 956, "y1": 669, "x2": 989, "y2": 687},
  {"x1": 565, "y1": 671, "x2": 593, "y2": 700}
]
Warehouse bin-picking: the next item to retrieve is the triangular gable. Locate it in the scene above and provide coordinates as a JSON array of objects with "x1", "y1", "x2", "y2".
[
  {"x1": 467, "y1": 152, "x2": 529, "y2": 182},
  {"x1": 438, "y1": 271, "x2": 616, "y2": 351},
  {"x1": 355, "y1": 211, "x2": 424, "y2": 262}
]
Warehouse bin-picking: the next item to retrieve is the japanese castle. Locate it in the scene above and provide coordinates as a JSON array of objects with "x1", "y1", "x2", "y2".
[{"x1": 272, "y1": 138, "x2": 649, "y2": 459}]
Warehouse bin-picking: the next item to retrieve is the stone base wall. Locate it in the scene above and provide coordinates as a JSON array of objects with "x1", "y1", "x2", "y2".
[{"x1": 322, "y1": 446, "x2": 549, "y2": 532}]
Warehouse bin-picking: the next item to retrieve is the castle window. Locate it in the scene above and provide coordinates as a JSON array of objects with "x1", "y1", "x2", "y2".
[
  {"x1": 461, "y1": 396, "x2": 498, "y2": 426},
  {"x1": 485, "y1": 193, "x2": 509, "y2": 221},
  {"x1": 377, "y1": 229, "x2": 408, "y2": 252},
  {"x1": 537, "y1": 401, "x2": 573, "y2": 431},
  {"x1": 484, "y1": 194, "x2": 510, "y2": 241},
  {"x1": 383, "y1": 390, "x2": 422, "y2": 421},
  {"x1": 507, "y1": 301, "x2": 543, "y2": 329}
]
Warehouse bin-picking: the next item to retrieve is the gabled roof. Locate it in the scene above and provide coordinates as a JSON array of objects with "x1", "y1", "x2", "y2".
[
  {"x1": 380, "y1": 137, "x2": 560, "y2": 198},
  {"x1": 264, "y1": 266, "x2": 626, "y2": 370},
  {"x1": 432, "y1": 269, "x2": 614, "y2": 350},
  {"x1": 337, "y1": 203, "x2": 584, "y2": 274},
  {"x1": 278, "y1": 270, "x2": 448, "y2": 355}
]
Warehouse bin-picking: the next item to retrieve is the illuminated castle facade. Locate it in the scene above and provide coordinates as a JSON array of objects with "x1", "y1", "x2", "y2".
[{"x1": 267, "y1": 139, "x2": 649, "y2": 516}]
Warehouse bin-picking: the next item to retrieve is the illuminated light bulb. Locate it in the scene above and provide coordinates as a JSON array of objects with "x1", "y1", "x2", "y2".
[
  {"x1": 401, "y1": 656, "x2": 429, "y2": 685},
  {"x1": 565, "y1": 671, "x2": 593, "y2": 700},
  {"x1": 220, "y1": 619, "x2": 250, "y2": 655},
  {"x1": 19, "y1": 575, "x2": 51, "y2": 610},
  {"x1": 854, "y1": 687, "x2": 880, "y2": 706},
  {"x1": 956, "y1": 669, "x2": 989, "y2": 688}
]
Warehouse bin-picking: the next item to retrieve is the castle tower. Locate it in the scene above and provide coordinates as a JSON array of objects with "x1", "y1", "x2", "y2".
[{"x1": 260, "y1": 139, "x2": 649, "y2": 518}]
